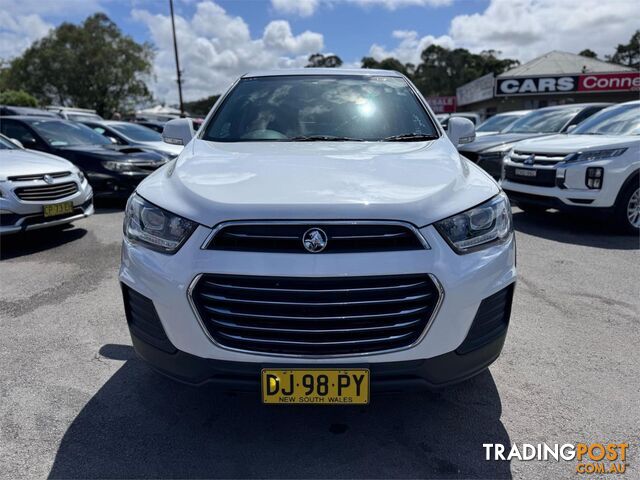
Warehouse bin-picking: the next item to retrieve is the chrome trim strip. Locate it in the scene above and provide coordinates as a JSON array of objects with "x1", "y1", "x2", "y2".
[
  {"x1": 200, "y1": 220, "x2": 431, "y2": 250},
  {"x1": 186, "y1": 272, "x2": 445, "y2": 359}
]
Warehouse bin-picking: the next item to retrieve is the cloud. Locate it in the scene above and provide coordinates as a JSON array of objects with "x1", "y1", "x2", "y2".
[
  {"x1": 367, "y1": 0, "x2": 638, "y2": 68},
  {"x1": 132, "y1": 1, "x2": 324, "y2": 103},
  {"x1": 449, "y1": 0, "x2": 640, "y2": 62},
  {"x1": 368, "y1": 30, "x2": 454, "y2": 65},
  {"x1": 0, "y1": 12, "x2": 53, "y2": 60},
  {"x1": 271, "y1": 0, "x2": 320, "y2": 17},
  {"x1": 349, "y1": 0, "x2": 452, "y2": 9}
]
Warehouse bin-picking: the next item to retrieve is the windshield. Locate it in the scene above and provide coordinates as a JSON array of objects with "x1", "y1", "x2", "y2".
[
  {"x1": 202, "y1": 75, "x2": 438, "y2": 142},
  {"x1": 67, "y1": 113, "x2": 103, "y2": 122},
  {"x1": 0, "y1": 135, "x2": 18, "y2": 150},
  {"x1": 110, "y1": 123, "x2": 163, "y2": 142},
  {"x1": 477, "y1": 114, "x2": 520, "y2": 133},
  {"x1": 505, "y1": 108, "x2": 581, "y2": 134},
  {"x1": 29, "y1": 120, "x2": 111, "y2": 146},
  {"x1": 572, "y1": 103, "x2": 640, "y2": 135}
]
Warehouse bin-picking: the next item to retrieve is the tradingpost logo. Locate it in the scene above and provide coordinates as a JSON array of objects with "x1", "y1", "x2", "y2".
[{"x1": 484, "y1": 443, "x2": 629, "y2": 474}]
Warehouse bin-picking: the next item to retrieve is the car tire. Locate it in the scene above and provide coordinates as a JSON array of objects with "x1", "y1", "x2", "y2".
[
  {"x1": 614, "y1": 181, "x2": 640, "y2": 234},
  {"x1": 516, "y1": 201, "x2": 548, "y2": 214}
]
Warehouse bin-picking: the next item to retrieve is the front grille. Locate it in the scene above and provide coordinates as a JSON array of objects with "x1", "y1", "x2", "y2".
[
  {"x1": 14, "y1": 181, "x2": 78, "y2": 201},
  {"x1": 191, "y1": 274, "x2": 441, "y2": 356},
  {"x1": 208, "y1": 223, "x2": 426, "y2": 253},
  {"x1": 510, "y1": 151, "x2": 566, "y2": 166},
  {"x1": 456, "y1": 284, "x2": 514, "y2": 354},
  {"x1": 504, "y1": 166, "x2": 556, "y2": 187},
  {"x1": 8, "y1": 171, "x2": 71, "y2": 181}
]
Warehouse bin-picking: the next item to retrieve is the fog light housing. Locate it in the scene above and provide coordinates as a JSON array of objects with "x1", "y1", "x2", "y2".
[{"x1": 586, "y1": 167, "x2": 604, "y2": 189}]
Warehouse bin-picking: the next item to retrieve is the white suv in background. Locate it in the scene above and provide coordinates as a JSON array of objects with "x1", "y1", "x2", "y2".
[
  {"x1": 0, "y1": 134, "x2": 93, "y2": 234},
  {"x1": 119, "y1": 69, "x2": 516, "y2": 403},
  {"x1": 502, "y1": 101, "x2": 640, "y2": 233}
]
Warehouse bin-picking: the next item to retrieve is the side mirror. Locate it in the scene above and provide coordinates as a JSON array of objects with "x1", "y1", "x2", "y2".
[
  {"x1": 447, "y1": 117, "x2": 475, "y2": 146},
  {"x1": 566, "y1": 124, "x2": 577, "y2": 133},
  {"x1": 162, "y1": 118, "x2": 194, "y2": 146},
  {"x1": 108, "y1": 136, "x2": 119, "y2": 144},
  {"x1": 9, "y1": 138, "x2": 24, "y2": 149}
]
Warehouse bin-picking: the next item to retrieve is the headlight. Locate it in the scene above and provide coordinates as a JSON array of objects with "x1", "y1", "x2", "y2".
[
  {"x1": 124, "y1": 194, "x2": 197, "y2": 253},
  {"x1": 564, "y1": 148, "x2": 627, "y2": 163},
  {"x1": 435, "y1": 192, "x2": 513, "y2": 253},
  {"x1": 102, "y1": 161, "x2": 138, "y2": 172}
]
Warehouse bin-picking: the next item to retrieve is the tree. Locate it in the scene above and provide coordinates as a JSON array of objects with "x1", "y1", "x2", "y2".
[
  {"x1": 3, "y1": 13, "x2": 153, "y2": 117},
  {"x1": 306, "y1": 53, "x2": 343, "y2": 68},
  {"x1": 361, "y1": 57, "x2": 414, "y2": 77},
  {"x1": 0, "y1": 90, "x2": 38, "y2": 106},
  {"x1": 607, "y1": 30, "x2": 640, "y2": 68},
  {"x1": 183, "y1": 95, "x2": 220, "y2": 117},
  {"x1": 579, "y1": 49, "x2": 598, "y2": 59}
]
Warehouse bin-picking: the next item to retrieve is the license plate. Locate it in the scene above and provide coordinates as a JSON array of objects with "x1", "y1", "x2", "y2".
[
  {"x1": 515, "y1": 168, "x2": 537, "y2": 177},
  {"x1": 43, "y1": 201, "x2": 74, "y2": 218},
  {"x1": 262, "y1": 369, "x2": 369, "y2": 405}
]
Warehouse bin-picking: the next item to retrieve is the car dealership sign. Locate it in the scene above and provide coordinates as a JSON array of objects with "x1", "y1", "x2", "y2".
[
  {"x1": 426, "y1": 96, "x2": 457, "y2": 113},
  {"x1": 496, "y1": 72, "x2": 640, "y2": 96}
]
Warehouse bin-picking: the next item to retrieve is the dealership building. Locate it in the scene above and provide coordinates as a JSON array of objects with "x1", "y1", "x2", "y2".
[{"x1": 456, "y1": 50, "x2": 640, "y2": 116}]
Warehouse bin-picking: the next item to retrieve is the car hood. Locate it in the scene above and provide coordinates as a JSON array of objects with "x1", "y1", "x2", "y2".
[
  {"x1": 55, "y1": 144, "x2": 166, "y2": 161},
  {"x1": 0, "y1": 149, "x2": 76, "y2": 179},
  {"x1": 137, "y1": 141, "x2": 183, "y2": 156},
  {"x1": 512, "y1": 134, "x2": 639, "y2": 154},
  {"x1": 137, "y1": 138, "x2": 500, "y2": 228},
  {"x1": 458, "y1": 133, "x2": 546, "y2": 153}
]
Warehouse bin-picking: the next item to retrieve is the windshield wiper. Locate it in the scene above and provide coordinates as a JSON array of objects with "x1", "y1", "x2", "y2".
[
  {"x1": 287, "y1": 135, "x2": 364, "y2": 141},
  {"x1": 382, "y1": 133, "x2": 438, "y2": 142}
]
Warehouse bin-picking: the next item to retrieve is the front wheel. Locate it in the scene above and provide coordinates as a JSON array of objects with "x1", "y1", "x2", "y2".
[{"x1": 615, "y1": 182, "x2": 640, "y2": 234}]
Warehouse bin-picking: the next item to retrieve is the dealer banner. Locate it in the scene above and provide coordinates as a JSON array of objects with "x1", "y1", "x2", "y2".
[{"x1": 495, "y1": 71, "x2": 640, "y2": 96}]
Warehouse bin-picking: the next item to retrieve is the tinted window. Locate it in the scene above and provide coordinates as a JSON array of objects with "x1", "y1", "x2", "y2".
[
  {"x1": 28, "y1": 120, "x2": 111, "y2": 146},
  {"x1": 572, "y1": 103, "x2": 640, "y2": 136},
  {"x1": 1, "y1": 121, "x2": 37, "y2": 145},
  {"x1": 476, "y1": 114, "x2": 520, "y2": 132},
  {"x1": 109, "y1": 123, "x2": 162, "y2": 142},
  {"x1": 505, "y1": 108, "x2": 582, "y2": 134},
  {"x1": 203, "y1": 75, "x2": 437, "y2": 142}
]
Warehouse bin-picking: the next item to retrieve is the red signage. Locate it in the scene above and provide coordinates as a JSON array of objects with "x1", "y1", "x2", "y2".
[
  {"x1": 578, "y1": 72, "x2": 640, "y2": 92},
  {"x1": 426, "y1": 96, "x2": 457, "y2": 113},
  {"x1": 496, "y1": 71, "x2": 640, "y2": 96}
]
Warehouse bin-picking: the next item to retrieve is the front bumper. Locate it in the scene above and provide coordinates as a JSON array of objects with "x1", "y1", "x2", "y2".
[
  {"x1": 0, "y1": 181, "x2": 94, "y2": 235},
  {"x1": 120, "y1": 222, "x2": 516, "y2": 371}
]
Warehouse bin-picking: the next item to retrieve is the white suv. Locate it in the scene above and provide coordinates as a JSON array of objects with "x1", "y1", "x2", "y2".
[
  {"x1": 502, "y1": 101, "x2": 640, "y2": 233},
  {"x1": 119, "y1": 70, "x2": 516, "y2": 403}
]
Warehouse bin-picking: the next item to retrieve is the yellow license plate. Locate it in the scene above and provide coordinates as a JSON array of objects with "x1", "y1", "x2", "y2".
[
  {"x1": 262, "y1": 369, "x2": 369, "y2": 405},
  {"x1": 43, "y1": 201, "x2": 74, "y2": 218}
]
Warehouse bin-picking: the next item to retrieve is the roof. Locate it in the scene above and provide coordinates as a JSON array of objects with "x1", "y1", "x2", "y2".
[
  {"x1": 0, "y1": 106, "x2": 58, "y2": 117},
  {"x1": 243, "y1": 68, "x2": 403, "y2": 78},
  {"x1": 498, "y1": 50, "x2": 635, "y2": 77},
  {"x1": 0, "y1": 115, "x2": 68, "y2": 122},
  {"x1": 536, "y1": 102, "x2": 612, "y2": 111}
]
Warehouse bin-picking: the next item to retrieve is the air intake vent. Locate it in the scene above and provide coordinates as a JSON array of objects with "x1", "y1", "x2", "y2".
[
  {"x1": 208, "y1": 223, "x2": 426, "y2": 253},
  {"x1": 190, "y1": 274, "x2": 441, "y2": 356},
  {"x1": 14, "y1": 181, "x2": 78, "y2": 201}
]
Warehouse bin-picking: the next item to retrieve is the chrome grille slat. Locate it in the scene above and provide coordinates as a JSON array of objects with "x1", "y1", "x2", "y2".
[
  {"x1": 15, "y1": 181, "x2": 79, "y2": 201},
  {"x1": 191, "y1": 274, "x2": 441, "y2": 355},
  {"x1": 199, "y1": 291, "x2": 432, "y2": 306},
  {"x1": 201, "y1": 304, "x2": 429, "y2": 321},
  {"x1": 211, "y1": 318, "x2": 422, "y2": 334},
  {"x1": 203, "y1": 279, "x2": 429, "y2": 293},
  {"x1": 8, "y1": 171, "x2": 71, "y2": 181}
]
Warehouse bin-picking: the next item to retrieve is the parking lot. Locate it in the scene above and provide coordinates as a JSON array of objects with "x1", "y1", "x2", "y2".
[{"x1": 0, "y1": 203, "x2": 638, "y2": 479}]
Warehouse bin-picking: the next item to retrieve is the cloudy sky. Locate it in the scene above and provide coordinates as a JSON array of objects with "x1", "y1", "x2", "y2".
[{"x1": 1, "y1": 0, "x2": 637, "y2": 104}]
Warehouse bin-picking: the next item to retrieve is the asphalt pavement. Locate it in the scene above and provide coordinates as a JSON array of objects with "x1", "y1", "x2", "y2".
[{"x1": 0, "y1": 203, "x2": 638, "y2": 479}]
